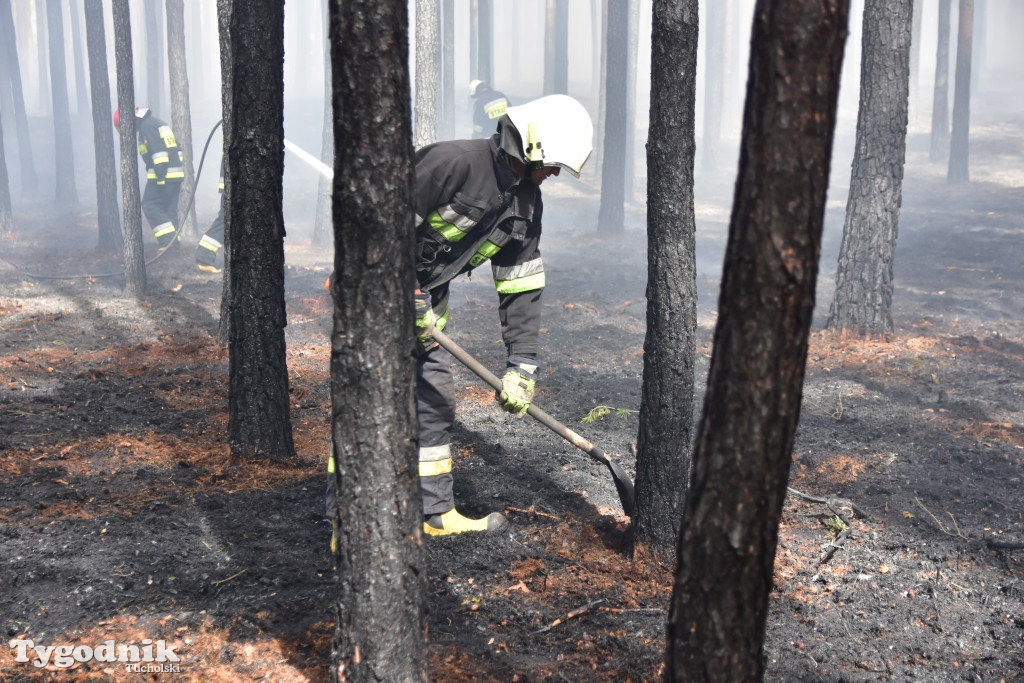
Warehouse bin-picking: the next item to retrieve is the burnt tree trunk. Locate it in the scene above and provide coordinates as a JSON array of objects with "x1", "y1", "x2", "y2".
[
  {"x1": 947, "y1": 0, "x2": 973, "y2": 184},
  {"x1": 85, "y1": 0, "x2": 121, "y2": 253},
  {"x1": 930, "y1": 0, "x2": 951, "y2": 162},
  {"x1": 221, "y1": 0, "x2": 296, "y2": 462},
  {"x1": 112, "y1": 0, "x2": 146, "y2": 298},
  {"x1": 46, "y1": 0, "x2": 77, "y2": 206},
  {"x1": 441, "y1": 0, "x2": 454, "y2": 139},
  {"x1": 543, "y1": 0, "x2": 568, "y2": 95},
  {"x1": 596, "y1": 0, "x2": 627, "y2": 234},
  {"x1": 216, "y1": 0, "x2": 232, "y2": 332},
  {"x1": 0, "y1": 0, "x2": 36, "y2": 194},
  {"x1": 666, "y1": 0, "x2": 848, "y2": 679},
  {"x1": 828, "y1": 0, "x2": 913, "y2": 335},
  {"x1": 166, "y1": 0, "x2": 197, "y2": 238},
  {"x1": 327, "y1": 1, "x2": 427, "y2": 681},
  {"x1": 634, "y1": 0, "x2": 698, "y2": 562}
]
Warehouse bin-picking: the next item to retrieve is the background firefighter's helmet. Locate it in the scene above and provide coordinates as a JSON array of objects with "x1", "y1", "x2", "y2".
[
  {"x1": 469, "y1": 79, "x2": 487, "y2": 97},
  {"x1": 112, "y1": 106, "x2": 146, "y2": 128},
  {"x1": 496, "y1": 94, "x2": 593, "y2": 178}
]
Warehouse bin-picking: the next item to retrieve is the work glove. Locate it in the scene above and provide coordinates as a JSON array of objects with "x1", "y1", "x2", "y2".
[
  {"x1": 499, "y1": 356, "x2": 539, "y2": 418},
  {"x1": 414, "y1": 290, "x2": 438, "y2": 352}
]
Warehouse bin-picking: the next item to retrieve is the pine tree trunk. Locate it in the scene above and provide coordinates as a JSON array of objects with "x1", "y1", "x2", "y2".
[
  {"x1": 222, "y1": 0, "x2": 296, "y2": 462},
  {"x1": 327, "y1": 1, "x2": 427, "y2": 680},
  {"x1": 702, "y1": 0, "x2": 726, "y2": 172},
  {"x1": 596, "y1": 0, "x2": 627, "y2": 234},
  {"x1": 0, "y1": 110, "x2": 12, "y2": 232},
  {"x1": 112, "y1": 0, "x2": 146, "y2": 298},
  {"x1": 144, "y1": 0, "x2": 163, "y2": 115},
  {"x1": 313, "y1": 0, "x2": 332, "y2": 248},
  {"x1": 68, "y1": 2, "x2": 89, "y2": 117},
  {"x1": 477, "y1": 0, "x2": 492, "y2": 85},
  {"x1": 828, "y1": 0, "x2": 913, "y2": 334},
  {"x1": 634, "y1": 0, "x2": 698, "y2": 562},
  {"x1": 413, "y1": 0, "x2": 439, "y2": 149},
  {"x1": 85, "y1": 0, "x2": 122, "y2": 254},
  {"x1": 947, "y1": 0, "x2": 974, "y2": 184},
  {"x1": 930, "y1": 0, "x2": 951, "y2": 162},
  {"x1": 165, "y1": 0, "x2": 197, "y2": 238},
  {"x1": 667, "y1": 0, "x2": 849, "y2": 678},
  {"x1": 0, "y1": 0, "x2": 36, "y2": 195},
  {"x1": 47, "y1": 0, "x2": 77, "y2": 206}
]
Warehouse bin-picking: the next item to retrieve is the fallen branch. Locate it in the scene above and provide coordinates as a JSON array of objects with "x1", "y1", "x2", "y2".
[
  {"x1": 788, "y1": 486, "x2": 870, "y2": 524},
  {"x1": 532, "y1": 599, "x2": 605, "y2": 635},
  {"x1": 213, "y1": 569, "x2": 246, "y2": 586},
  {"x1": 914, "y1": 497, "x2": 968, "y2": 539},
  {"x1": 505, "y1": 505, "x2": 560, "y2": 521}
]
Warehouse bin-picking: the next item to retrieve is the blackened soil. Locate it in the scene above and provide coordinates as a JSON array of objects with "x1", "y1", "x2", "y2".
[{"x1": 2, "y1": 131, "x2": 1024, "y2": 681}]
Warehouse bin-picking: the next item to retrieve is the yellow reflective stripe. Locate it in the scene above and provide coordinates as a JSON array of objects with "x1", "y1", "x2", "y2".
[
  {"x1": 419, "y1": 457, "x2": 453, "y2": 477},
  {"x1": 153, "y1": 223, "x2": 176, "y2": 238},
  {"x1": 151, "y1": 151, "x2": 170, "y2": 164},
  {"x1": 165, "y1": 170, "x2": 185, "y2": 179},
  {"x1": 496, "y1": 271, "x2": 546, "y2": 294},
  {"x1": 327, "y1": 455, "x2": 336, "y2": 473},
  {"x1": 138, "y1": 142, "x2": 148, "y2": 155},
  {"x1": 198, "y1": 235, "x2": 223, "y2": 251},
  {"x1": 146, "y1": 171, "x2": 158, "y2": 179},
  {"x1": 468, "y1": 240, "x2": 501, "y2": 267},
  {"x1": 427, "y1": 210, "x2": 466, "y2": 242},
  {"x1": 483, "y1": 97, "x2": 507, "y2": 119}
]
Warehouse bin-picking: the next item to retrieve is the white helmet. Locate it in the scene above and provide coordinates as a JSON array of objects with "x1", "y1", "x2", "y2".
[
  {"x1": 469, "y1": 79, "x2": 486, "y2": 97},
  {"x1": 497, "y1": 94, "x2": 593, "y2": 178}
]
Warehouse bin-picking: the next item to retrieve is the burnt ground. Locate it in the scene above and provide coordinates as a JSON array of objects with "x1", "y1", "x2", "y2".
[{"x1": 2, "y1": 116, "x2": 1024, "y2": 680}]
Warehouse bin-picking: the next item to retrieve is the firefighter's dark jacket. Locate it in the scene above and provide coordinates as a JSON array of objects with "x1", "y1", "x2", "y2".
[
  {"x1": 136, "y1": 111, "x2": 185, "y2": 185},
  {"x1": 415, "y1": 134, "x2": 544, "y2": 359}
]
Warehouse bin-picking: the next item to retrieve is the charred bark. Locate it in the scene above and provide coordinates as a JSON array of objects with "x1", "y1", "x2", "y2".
[
  {"x1": 220, "y1": 0, "x2": 295, "y2": 462},
  {"x1": 634, "y1": 0, "x2": 698, "y2": 562},
  {"x1": 46, "y1": 0, "x2": 77, "y2": 206},
  {"x1": 828, "y1": 0, "x2": 913, "y2": 334},
  {"x1": 947, "y1": 0, "x2": 974, "y2": 184},
  {"x1": 84, "y1": 0, "x2": 121, "y2": 254},
  {"x1": 666, "y1": 0, "x2": 848, "y2": 679},
  {"x1": 327, "y1": 1, "x2": 427, "y2": 681},
  {"x1": 112, "y1": 0, "x2": 146, "y2": 297}
]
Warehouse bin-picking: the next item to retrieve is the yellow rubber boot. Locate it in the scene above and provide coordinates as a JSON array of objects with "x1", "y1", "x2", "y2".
[{"x1": 423, "y1": 509, "x2": 508, "y2": 536}]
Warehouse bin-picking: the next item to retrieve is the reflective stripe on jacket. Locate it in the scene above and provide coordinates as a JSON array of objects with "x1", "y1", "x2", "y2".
[
  {"x1": 414, "y1": 135, "x2": 545, "y2": 358},
  {"x1": 137, "y1": 112, "x2": 185, "y2": 183}
]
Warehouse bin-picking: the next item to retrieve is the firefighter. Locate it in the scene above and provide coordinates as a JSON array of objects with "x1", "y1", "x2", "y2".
[
  {"x1": 469, "y1": 79, "x2": 509, "y2": 139},
  {"x1": 413, "y1": 94, "x2": 593, "y2": 535},
  {"x1": 113, "y1": 107, "x2": 185, "y2": 250},
  {"x1": 195, "y1": 159, "x2": 225, "y2": 273}
]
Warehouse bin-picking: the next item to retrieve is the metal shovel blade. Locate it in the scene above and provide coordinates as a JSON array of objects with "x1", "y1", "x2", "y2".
[{"x1": 431, "y1": 328, "x2": 636, "y2": 518}]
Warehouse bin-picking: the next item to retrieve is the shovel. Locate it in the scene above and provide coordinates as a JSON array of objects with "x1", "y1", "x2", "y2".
[{"x1": 431, "y1": 328, "x2": 636, "y2": 518}]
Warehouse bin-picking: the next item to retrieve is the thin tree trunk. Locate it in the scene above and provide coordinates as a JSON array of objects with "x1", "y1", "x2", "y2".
[
  {"x1": 68, "y1": 2, "x2": 89, "y2": 117},
  {"x1": 477, "y1": 0, "x2": 492, "y2": 85},
  {"x1": 947, "y1": 0, "x2": 973, "y2": 184},
  {"x1": 112, "y1": 0, "x2": 146, "y2": 298},
  {"x1": 440, "y1": 0, "x2": 454, "y2": 139},
  {"x1": 0, "y1": 110, "x2": 12, "y2": 232},
  {"x1": 35, "y1": 1, "x2": 50, "y2": 114},
  {"x1": 166, "y1": 0, "x2": 197, "y2": 238},
  {"x1": 623, "y1": 0, "x2": 640, "y2": 200},
  {"x1": 85, "y1": 0, "x2": 121, "y2": 253},
  {"x1": 47, "y1": 0, "x2": 77, "y2": 206},
  {"x1": 634, "y1": 0, "x2": 698, "y2": 562},
  {"x1": 327, "y1": 1, "x2": 427, "y2": 680},
  {"x1": 217, "y1": 0, "x2": 233, "y2": 334},
  {"x1": 703, "y1": 0, "x2": 726, "y2": 171},
  {"x1": 313, "y1": 0, "x2": 332, "y2": 247},
  {"x1": 667, "y1": 0, "x2": 849, "y2": 678},
  {"x1": 0, "y1": 0, "x2": 35, "y2": 196},
  {"x1": 413, "y1": 0, "x2": 439, "y2": 149},
  {"x1": 596, "y1": 0, "x2": 628, "y2": 233},
  {"x1": 930, "y1": 0, "x2": 951, "y2": 162},
  {"x1": 144, "y1": 0, "x2": 163, "y2": 115}
]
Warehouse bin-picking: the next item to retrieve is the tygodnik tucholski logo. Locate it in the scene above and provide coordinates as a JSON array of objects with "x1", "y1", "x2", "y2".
[{"x1": 9, "y1": 638, "x2": 183, "y2": 672}]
